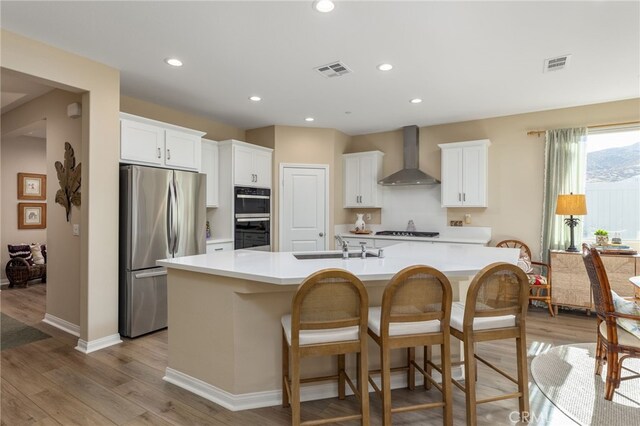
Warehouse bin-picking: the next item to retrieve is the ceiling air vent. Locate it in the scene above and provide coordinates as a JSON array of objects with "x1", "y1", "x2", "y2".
[
  {"x1": 543, "y1": 54, "x2": 571, "y2": 72},
  {"x1": 314, "y1": 61, "x2": 352, "y2": 78}
]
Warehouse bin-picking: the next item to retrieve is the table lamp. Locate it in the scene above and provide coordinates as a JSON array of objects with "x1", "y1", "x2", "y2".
[{"x1": 555, "y1": 193, "x2": 587, "y2": 252}]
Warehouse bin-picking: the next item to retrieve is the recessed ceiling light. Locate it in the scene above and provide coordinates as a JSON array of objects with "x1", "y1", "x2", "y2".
[
  {"x1": 313, "y1": 0, "x2": 335, "y2": 13},
  {"x1": 377, "y1": 63, "x2": 393, "y2": 71},
  {"x1": 305, "y1": 117, "x2": 315, "y2": 122},
  {"x1": 164, "y1": 58, "x2": 183, "y2": 67},
  {"x1": 410, "y1": 98, "x2": 423, "y2": 104},
  {"x1": 248, "y1": 96, "x2": 262, "y2": 102}
]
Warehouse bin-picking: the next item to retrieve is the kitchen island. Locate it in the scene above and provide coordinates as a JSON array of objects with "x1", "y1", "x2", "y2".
[{"x1": 157, "y1": 242, "x2": 518, "y2": 411}]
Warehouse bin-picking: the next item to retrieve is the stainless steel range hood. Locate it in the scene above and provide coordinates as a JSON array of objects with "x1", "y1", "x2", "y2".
[{"x1": 378, "y1": 125, "x2": 440, "y2": 186}]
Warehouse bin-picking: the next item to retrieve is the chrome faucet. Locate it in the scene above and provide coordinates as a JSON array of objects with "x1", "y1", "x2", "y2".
[
  {"x1": 335, "y1": 235, "x2": 349, "y2": 259},
  {"x1": 360, "y1": 242, "x2": 367, "y2": 259}
]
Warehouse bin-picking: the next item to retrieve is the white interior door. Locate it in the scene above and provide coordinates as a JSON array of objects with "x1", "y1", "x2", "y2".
[{"x1": 280, "y1": 165, "x2": 327, "y2": 252}]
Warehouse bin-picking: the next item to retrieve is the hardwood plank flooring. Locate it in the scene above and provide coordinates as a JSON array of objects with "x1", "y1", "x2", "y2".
[{"x1": 1, "y1": 283, "x2": 599, "y2": 425}]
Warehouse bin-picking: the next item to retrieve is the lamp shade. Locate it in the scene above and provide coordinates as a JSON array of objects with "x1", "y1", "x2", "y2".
[{"x1": 555, "y1": 194, "x2": 587, "y2": 215}]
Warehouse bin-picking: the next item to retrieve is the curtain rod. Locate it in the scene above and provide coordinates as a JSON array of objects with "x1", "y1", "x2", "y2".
[{"x1": 526, "y1": 120, "x2": 640, "y2": 137}]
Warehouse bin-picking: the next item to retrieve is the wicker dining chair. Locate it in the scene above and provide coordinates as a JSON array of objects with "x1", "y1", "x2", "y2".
[
  {"x1": 281, "y1": 268, "x2": 370, "y2": 425},
  {"x1": 496, "y1": 239, "x2": 554, "y2": 316},
  {"x1": 581, "y1": 243, "x2": 640, "y2": 400},
  {"x1": 449, "y1": 262, "x2": 530, "y2": 426},
  {"x1": 367, "y1": 265, "x2": 453, "y2": 425}
]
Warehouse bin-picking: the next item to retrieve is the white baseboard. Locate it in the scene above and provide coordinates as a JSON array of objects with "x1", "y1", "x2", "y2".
[
  {"x1": 75, "y1": 333, "x2": 122, "y2": 354},
  {"x1": 0, "y1": 278, "x2": 9, "y2": 286},
  {"x1": 164, "y1": 365, "x2": 464, "y2": 412},
  {"x1": 42, "y1": 313, "x2": 80, "y2": 337}
]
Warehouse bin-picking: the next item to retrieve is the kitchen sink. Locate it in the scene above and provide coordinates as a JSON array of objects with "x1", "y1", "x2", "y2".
[{"x1": 294, "y1": 252, "x2": 378, "y2": 260}]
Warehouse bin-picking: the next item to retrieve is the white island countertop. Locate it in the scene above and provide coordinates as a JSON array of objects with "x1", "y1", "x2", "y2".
[{"x1": 157, "y1": 242, "x2": 519, "y2": 285}]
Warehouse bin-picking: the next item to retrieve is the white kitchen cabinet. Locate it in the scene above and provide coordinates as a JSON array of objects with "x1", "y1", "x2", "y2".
[
  {"x1": 231, "y1": 142, "x2": 273, "y2": 188},
  {"x1": 120, "y1": 113, "x2": 204, "y2": 171},
  {"x1": 201, "y1": 139, "x2": 219, "y2": 207},
  {"x1": 438, "y1": 140, "x2": 490, "y2": 207},
  {"x1": 343, "y1": 151, "x2": 384, "y2": 208},
  {"x1": 120, "y1": 118, "x2": 164, "y2": 166},
  {"x1": 165, "y1": 129, "x2": 201, "y2": 170},
  {"x1": 206, "y1": 241, "x2": 234, "y2": 253}
]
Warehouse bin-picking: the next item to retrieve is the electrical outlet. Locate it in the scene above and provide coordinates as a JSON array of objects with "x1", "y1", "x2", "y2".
[
  {"x1": 73, "y1": 224, "x2": 80, "y2": 236},
  {"x1": 365, "y1": 213, "x2": 372, "y2": 221}
]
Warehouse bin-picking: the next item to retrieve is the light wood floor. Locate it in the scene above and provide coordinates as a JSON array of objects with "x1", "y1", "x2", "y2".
[{"x1": 1, "y1": 283, "x2": 598, "y2": 425}]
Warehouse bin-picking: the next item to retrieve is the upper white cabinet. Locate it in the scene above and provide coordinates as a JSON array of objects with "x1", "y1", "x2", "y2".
[
  {"x1": 230, "y1": 142, "x2": 273, "y2": 188},
  {"x1": 120, "y1": 113, "x2": 204, "y2": 171},
  {"x1": 218, "y1": 140, "x2": 273, "y2": 189},
  {"x1": 438, "y1": 139, "x2": 491, "y2": 207},
  {"x1": 201, "y1": 139, "x2": 219, "y2": 207},
  {"x1": 343, "y1": 151, "x2": 384, "y2": 208}
]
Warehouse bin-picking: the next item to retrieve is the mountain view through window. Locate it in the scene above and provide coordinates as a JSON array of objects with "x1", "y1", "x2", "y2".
[{"x1": 583, "y1": 128, "x2": 640, "y2": 242}]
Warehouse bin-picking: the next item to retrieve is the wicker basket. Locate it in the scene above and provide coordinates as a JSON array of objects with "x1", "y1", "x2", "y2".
[{"x1": 5, "y1": 257, "x2": 46, "y2": 288}]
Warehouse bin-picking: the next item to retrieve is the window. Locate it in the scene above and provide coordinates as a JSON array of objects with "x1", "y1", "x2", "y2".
[{"x1": 582, "y1": 127, "x2": 640, "y2": 242}]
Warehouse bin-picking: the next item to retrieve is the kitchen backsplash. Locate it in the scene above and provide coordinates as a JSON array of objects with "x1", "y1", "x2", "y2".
[{"x1": 380, "y1": 185, "x2": 446, "y2": 231}]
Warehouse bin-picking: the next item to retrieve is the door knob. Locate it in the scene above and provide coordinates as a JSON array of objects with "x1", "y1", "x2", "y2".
[{"x1": 319, "y1": 232, "x2": 324, "y2": 237}]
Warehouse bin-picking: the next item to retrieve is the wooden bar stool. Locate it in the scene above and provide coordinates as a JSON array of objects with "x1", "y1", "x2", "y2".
[
  {"x1": 281, "y1": 268, "x2": 370, "y2": 426},
  {"x1": 367, "y1": 265, "x2": 453, "y2": 425},
  {"x1": 449, "y1": 262, "x2": 530, "y2": 426}
]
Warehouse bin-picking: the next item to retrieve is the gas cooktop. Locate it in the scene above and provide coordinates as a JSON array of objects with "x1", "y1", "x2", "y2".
[{"x1": 375, "y1": 231, "x2": 440, "y2": 238}]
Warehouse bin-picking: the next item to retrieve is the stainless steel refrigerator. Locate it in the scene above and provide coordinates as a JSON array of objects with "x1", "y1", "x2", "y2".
[{"x1": 119, "y1": 165, "x2": 206, "y2": 337}]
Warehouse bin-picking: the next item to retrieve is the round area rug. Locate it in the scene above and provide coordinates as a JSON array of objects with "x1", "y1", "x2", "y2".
[{"x1": 531, "y1": 343, "x2": 640, "y2": 425}]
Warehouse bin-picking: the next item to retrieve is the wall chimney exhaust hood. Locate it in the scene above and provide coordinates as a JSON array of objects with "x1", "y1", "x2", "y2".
[{"x1": 378, "y1": 125, "x2": 440, "y2": 186}]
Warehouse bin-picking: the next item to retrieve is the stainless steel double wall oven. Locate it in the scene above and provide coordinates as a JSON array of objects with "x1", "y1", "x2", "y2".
[{"x1": 234, "y1": 186, "x2": 271, "y2": 250}]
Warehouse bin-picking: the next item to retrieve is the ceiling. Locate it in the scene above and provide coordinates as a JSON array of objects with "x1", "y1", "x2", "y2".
[{"x1": 1, "y1": 1, "x2": 639, "y2": 135}]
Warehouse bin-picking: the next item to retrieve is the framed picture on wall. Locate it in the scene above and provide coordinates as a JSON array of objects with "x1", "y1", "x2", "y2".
[
  {"x1": 18, "y1": 203, "x2": 47, "y2": 229},
  {"x1": 18, "y1": 173, "x2": 46, "y2": 200}
]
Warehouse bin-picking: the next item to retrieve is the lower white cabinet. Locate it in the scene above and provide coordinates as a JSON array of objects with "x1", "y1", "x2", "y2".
[
  {"x1": 206, "y1": 241, "x2": 234, "y2": 254},
  {"x1": 339, "y1": 236, "x2": 486, "y2": 250}
]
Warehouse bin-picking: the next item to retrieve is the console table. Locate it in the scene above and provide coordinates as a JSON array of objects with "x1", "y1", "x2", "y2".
[{"x1": 550, "y1": 250, "x2": 640, "y2": 314}]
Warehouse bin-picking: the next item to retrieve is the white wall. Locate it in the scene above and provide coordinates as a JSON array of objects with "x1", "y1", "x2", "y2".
[{"x1": 1, "y1": 133, "x2": 47, "y2": 281}]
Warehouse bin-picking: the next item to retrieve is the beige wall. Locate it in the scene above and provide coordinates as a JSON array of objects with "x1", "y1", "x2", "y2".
[
  {"x1": 245, "y1": 125, "x2": 275, "y2": 150},
  {"x1": 121, "y1": 96, "x2": 245, "y2": 141},
  {"x1": 1, "y1": 134, "x2": 47, "y2": 281},
  {"x1": 2, "y1": 90, "x2": 83, "y2": 325},
  {"x1": 1, "y1": 29, "x2": 120, "y2": 343},
  {"x1": 348, "y1": 98, "x2": 640, "y2": 259},
  {"x1": 246, "y1": 126, "x2": 351, "y2": 251}
]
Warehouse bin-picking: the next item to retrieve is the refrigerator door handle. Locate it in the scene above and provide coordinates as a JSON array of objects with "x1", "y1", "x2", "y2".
[
  {"x1": 134, "y1": 270, "x2": 168, "y2": 279},
  {"x1": 168, "y1": 180, "x2": 178, "y2": 255},
  {"x1": 172, "y1": 179, "x2": 180, "y2": 255},
  {"x1": 166, "y1": 185, "x2": 174, "y2": 254}
]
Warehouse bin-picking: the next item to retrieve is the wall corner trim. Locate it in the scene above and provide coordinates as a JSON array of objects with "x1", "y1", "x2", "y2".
[
  {"x1": 75, "y1": 333, "x2": 122, "y2": 354},
  {"x1": 43, "y1": 313, "x2": 80, "y2": 337}
]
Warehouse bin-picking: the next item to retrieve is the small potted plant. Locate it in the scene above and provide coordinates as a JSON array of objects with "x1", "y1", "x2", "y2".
[{"x1": 594, "y1": 229, "x2": 608, "y2": 246}]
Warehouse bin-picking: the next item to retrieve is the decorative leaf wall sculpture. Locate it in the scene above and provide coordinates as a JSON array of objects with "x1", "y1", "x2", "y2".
[{"x1": 55, "y1": 142, "x2": 82, "y2": 221}]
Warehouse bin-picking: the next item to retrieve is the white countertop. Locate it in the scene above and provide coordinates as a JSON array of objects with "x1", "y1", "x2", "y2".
[
  {"x1": 157, "y1": 242, "x2": 519, "y2": 285},
  {"x1": 206, "y1": 238, "x2": 233, "y2": 245},
  {"x1": 336, "y1": 225, "x2": 492, "y2": 245},
  {"x1": 339, "y1": 233, "x2": 490, "y2": 245}
]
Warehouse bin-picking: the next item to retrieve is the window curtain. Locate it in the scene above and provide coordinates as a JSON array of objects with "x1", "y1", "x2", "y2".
[{"x1": 540, "y1": 128, "x2": 587, "y2": 261}]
